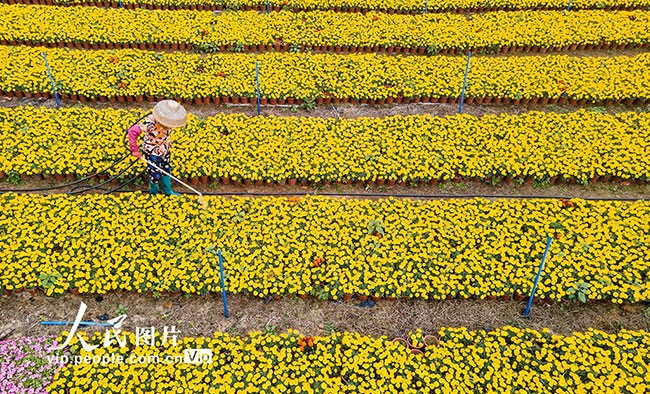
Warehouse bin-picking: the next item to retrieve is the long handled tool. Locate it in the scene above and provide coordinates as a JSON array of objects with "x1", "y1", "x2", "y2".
[{"x1": 140, "y1": 157, "x2": 208, "y2": 209}]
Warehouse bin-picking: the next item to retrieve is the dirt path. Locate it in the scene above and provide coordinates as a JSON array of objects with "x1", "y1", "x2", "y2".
[
  {"x1": 2, "y1": 95, "x2": 649, "y2": 120},
  {"x1": 2, "y1": 171, "x2": 648, "y2": 200},
  {"x1": 1, "y1": 292, "x2": 648, "y2": 340}
]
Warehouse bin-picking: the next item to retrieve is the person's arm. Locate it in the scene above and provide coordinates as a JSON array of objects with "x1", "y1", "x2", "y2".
[{"x1": 127, "y1": 124, "x2": 144, "y2": 158}]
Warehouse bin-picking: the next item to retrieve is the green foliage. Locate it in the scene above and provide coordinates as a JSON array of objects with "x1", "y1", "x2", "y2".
[
  {"x1": 6, "y1": 170, "x2": 21, "y2": 185},
  {"x1": 300, "y1": 98, "x2": 317, "y2": 112},
  {"x1": 567, "y1": 282, "x2": 589, "y2": 303},
  {"x1": 115, "y1": 304, "x2": 128, "y2": 316},
  {"x1": 263, "y1": 324, "x2": 278, "y2": 335},
  {"x1": 39, "y1": 271, "x2": 62, "y2": 289},
  {"x1": 368, "y1": 220, "x2": 385, "y2": 236}
]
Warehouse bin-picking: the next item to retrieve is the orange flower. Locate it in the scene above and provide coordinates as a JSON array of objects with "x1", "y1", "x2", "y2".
[
  {"x1": 560, "y1": 199, "x2": 574, "y2": 209},
  {"x1": 298, "y1": 336, "x2": 315, "y2": 351}
]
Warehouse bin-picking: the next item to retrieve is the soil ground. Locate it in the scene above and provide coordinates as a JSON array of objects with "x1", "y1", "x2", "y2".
[
  {"x1": 2, "y1": 170, "x2": 648, "y2": 200},
  {"x1": 1, "y1": 292, "x2": 648, "y2": 341},
  {"x1": 2, "y1": 95, "x2": 649, "y2": 120}
]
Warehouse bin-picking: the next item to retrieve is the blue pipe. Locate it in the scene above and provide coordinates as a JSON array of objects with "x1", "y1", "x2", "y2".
[
  {"x1": 41, "y1": 52, "x2": 61, "y2": 109},
  {"x1": 458, "y1": 51, "x2": 471, "y2": 114},
  {"x1": 218, "y1": 249, "x2": 230, "y2": 318},
  {"x1": 523, "y1": 237, "x2": 553, "y2": 317},
  {"x1": 41, "y1": 321, "x2": 114, "y2": 327},
  {"x1": 256, "y1": 62, "x2": 261, "y2": 115}
]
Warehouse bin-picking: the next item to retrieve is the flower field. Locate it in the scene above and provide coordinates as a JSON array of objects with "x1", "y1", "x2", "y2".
[
  {"x1": 8, "y1": 0, "x2": 650, "y2": 13},
  {"x1": 2, "y1": 1, "x2": 649, "y2": 392},
  {"x1": 46, "y1": 327, "x2": 650, "y2": 393},
  {"x1": 2, "y1": 107, "x2": 649, "y2": 183},
  {"x1": 2, "y1": 193, "x2": 649, "y2": 302},
  {"x1": 2, "y1": 6, "x2": 649, "y2": 53},
  {"x1": 1, "y1": 46, "x2": 649, "y2": 103}
]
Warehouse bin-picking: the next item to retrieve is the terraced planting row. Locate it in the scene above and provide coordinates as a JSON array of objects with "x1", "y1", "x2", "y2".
[
  {"x1": 2, "y1": 193, "x2": 649, "y2": 302},
  {"x1": 5, "y1": 0, "x2": 649, "y2": 13},
  {"x1": 43, "y1": 327, "x2": 650, "y2": 393},
  {"x1": 1, "y1": 107, "x2": 649, "y2": 183},
  {"x1": 2, "y1": 46, "x2": 649, "y2": 103},
  {"x1": 2, "y1": 6, "x2": 649, "y2": 53}
]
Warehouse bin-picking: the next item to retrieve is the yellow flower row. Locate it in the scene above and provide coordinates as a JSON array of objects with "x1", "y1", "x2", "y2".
[
  {"x1": 2, "y1": 193, "x2": 649, "y2": 303},
  {"x1": 30, "y1": 0, "x2": 650, "y2": 13},
  {"x1": 48, "y1": 327, "x2": 650, "y2": 393},
  {"x1": 2, "y1": 6, "x2": 649, "y2": 50},
  {"x1": 1, "y1": 46, "x2": 649, "y2": 101},
  {"x1": 1, "y1": 107, "x2": 649, "y2": 182}
]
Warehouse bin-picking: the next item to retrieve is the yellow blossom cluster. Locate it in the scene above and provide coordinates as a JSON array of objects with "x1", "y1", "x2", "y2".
[
  {"x1": 2, "y1": 6, "x2": 649, "y2": 51},
  {"x1": 27, "y1": 0, "x2": 650, "y2": 13},
  {"x1": 2, "y1": 193, "x2": 649, "y2": 303},
  {"x1": 48, "y1": 327, "x2": 650, "y2": 393},
  {"x1": 1, "y1": 46, "x2": 649, "y2": 101},
  {"x1": 1, "y1": 107, "x2": 649, "y2": 182}
]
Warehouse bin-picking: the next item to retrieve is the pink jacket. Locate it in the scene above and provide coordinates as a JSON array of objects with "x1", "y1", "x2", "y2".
[{"x1": 127, "y1": 124, "x2": 142, "y2": 156}]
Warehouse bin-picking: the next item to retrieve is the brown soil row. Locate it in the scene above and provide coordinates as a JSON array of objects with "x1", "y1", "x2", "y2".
[
  {"x1": 2, "y1": 167, "x2": 649, "y2": 201},
  {"x1": 4, "y1": 94, "x2": 647, "y2": 118},
  {"x1": 4, "y1": 89, "x2": 648, "y2": 108},
  {"x1": 2, "y1": 291, "x2": 648, "y2": 340}
]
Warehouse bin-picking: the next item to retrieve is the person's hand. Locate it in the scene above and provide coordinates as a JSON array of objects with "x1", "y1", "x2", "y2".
[{"x1": 133, "y1": 150, "x2": 143, "y2": 160}]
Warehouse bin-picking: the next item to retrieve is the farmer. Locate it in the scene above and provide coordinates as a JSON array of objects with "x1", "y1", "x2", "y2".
[{"x1": 128, "y1": 100, "x2": 188, "y2": 196}]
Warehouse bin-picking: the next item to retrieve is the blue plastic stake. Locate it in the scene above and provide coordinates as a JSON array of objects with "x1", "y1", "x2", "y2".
[
  {"x1": 567, "y1": 0, "x2": 572, "y2": 10},
  {"x1": 425, "y1": 0, "x2": 428, "y2": 13},
  {"x1": 217, "y1": 249, "x2": 230, "y2": 318},
  {"x1": 255, "y1": 62, "x2": 261, "y2": 115},
  {"x1": 41, "y1": 52, "x2": 61, "y2": 109},
  {"x1": 266, "y1": 0, "x2": 270, "y2": 13},
  {"x1": 458, "y1": 51, "x2": 471, "y2": 114},
  {"x1": 523, "y1": 237, "x2": 553, "y2": 317},
  {"x1": 119, "y1": 0, "x2": 123, "y2": 8}
]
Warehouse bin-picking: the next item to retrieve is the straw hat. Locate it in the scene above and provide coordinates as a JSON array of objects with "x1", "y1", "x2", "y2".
[{"x1": 153, "y1": 100, "x2": 187, "y2": 128}]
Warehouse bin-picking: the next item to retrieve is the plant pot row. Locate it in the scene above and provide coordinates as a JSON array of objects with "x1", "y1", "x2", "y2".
[
  {"x1": 5, "y1": 37, "x2": 648, "y2": 56},
  {"x1": 2, "y1": 39, "x2": 193, "y2": 51},
  {"x1": 4, "y1": 171, "x2": 645, "y2": 187},
  {"x1": 2, "y1": 0, "x2": 643, "y2": 14},
  {"x1": 4, "y1": 89, "x2": 648, "y2": 108}
]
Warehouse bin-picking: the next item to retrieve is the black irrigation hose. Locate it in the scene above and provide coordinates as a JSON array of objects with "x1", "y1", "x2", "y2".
[
  {"x1": 67, "y1": 158, "x2": 140, "y2": 194},
  {"x1": 106, "y1": 170, "x2": 148, "y2": 193},
  {"x1": 195, "y1": 191, "x2": 647, "y2": 202},
  {"x1": 0, "y1": 112, "x2": 152, "y2": 195}
]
